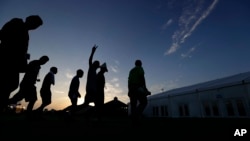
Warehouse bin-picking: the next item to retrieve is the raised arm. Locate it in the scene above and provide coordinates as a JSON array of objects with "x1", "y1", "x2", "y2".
[{"x1": 89, "y1": 44, "x2": 98, "y2": 67}]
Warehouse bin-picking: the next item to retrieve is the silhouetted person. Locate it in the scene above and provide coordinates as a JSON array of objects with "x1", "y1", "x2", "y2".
[
  {"x1": 95, "y1": 62, "x2": 108, "y2": 119},
  {"x1": 68, "y1": 69, "x2": 84, "y2": 115},
  {"x1": 9, "y1": 56, "x2": 49, "y2": 116},
  {"x1": 81, "y1": 45, "x2": 100, "y2": 108},
  {"x1": 128, "y1": 60, "x2": 151, "y2": 123},
  {"x1": 0, "y1": 15, "x2": 43, "y2": 113},
  {"x1": 35, "y1": 67, "x2": 58, "y2": 113}
]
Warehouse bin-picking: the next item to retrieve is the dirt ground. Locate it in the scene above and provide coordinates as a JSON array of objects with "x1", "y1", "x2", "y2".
[{"x1": 0, "y1": 113, "x2": 249, "y2": 140}]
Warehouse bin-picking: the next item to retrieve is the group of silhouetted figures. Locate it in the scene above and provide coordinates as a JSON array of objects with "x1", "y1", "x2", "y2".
[{"x1": 0, "y1": 15, "x2": 151, "y2": 122}]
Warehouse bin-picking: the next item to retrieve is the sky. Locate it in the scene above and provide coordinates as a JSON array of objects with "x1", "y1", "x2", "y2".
[{"x1": 1, "y1": 0, "x2": 250, "y2": 111}]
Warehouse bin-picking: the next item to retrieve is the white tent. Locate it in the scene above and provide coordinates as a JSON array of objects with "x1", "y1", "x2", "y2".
[{"x1": 143, "y1": 71, "x2": 250, "y2": 118}]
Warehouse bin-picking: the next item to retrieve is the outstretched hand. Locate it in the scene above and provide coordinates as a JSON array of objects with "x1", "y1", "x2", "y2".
[{"x1": 92, "y1": 44, "x2": 98, "y2": 52}]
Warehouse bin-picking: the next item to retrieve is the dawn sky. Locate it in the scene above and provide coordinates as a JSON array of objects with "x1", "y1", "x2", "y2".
[{"x1": 1, "y1": 0, "x2": 250, "y2": 110}]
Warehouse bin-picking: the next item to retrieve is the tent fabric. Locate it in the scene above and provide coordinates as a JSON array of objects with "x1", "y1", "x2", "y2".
[{"x1": 149, "y1": 71, "x2": 250, "y2": 99}]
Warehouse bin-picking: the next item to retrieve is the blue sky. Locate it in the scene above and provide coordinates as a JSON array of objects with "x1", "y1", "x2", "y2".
[{"x1": 1, "y1": 0, "x2": 250, "y2": 110}]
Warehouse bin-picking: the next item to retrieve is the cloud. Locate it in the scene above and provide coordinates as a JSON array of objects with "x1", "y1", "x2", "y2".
[
  {"x1": 166, "y1": 42, "x2": 179, "y2": 55},
  {"x1": 161, "y1": 19, "x2": 173, "y2": 30},
  {"x1": 111, "y1": 77, "x2": 119, "y2": 83},
  {"x1": 104, "y1": 77, "x2": 129, "y2": 103},
  {"x1": 104, "y1": 82, "x2": 126, "y2": 101},
  {"x1": 53, "y1": 90, "x2": 65, "y2": 94},
  {"x1": 109, "y1": 60, "x2": 120, "y2": 73},
  {"x1": 181, "y1": 46, "x2": 196, "y2": 58},
  {"x1": 165, "y1": 0, "x2": 219, "y2": 55},
  {"x1": 65, "y1": 69, "x2": 74, "y2": 79},
  {"x1": 110, "y1": 65, "x2": 119, "y2": 73},
  {"x1": 114, "y1": 60, "x2": 120, "y2": 65}
]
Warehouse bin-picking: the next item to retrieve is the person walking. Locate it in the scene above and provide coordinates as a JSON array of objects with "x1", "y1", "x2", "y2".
[
  {"x1": 128, "y1": 60, "x2": 151, "y2": 123},
  {"x1": 35, "y1": 67, "x2": 58, "y2": 113},
  {"x1": 68, "y1": 69, "x2": 84, "y2": 115},
  {"x1": 0, "y1": 15, "x2": 43, "y2": 113},
  {"x1": 9, "y1": 56, "x2": 49, "y2": 116}
]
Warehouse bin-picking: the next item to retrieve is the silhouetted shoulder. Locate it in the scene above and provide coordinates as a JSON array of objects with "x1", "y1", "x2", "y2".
[
  {"x1": 1, "y1": 18, "x2": 24, "y2": 30},
  {"x1": 9, "y1": 18, "x2": 23, "y2": 23}
]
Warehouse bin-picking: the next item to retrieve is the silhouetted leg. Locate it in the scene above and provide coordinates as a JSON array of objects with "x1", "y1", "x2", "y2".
[
  {"x1": 23, "y1": 100, "x2": 35, "y2": 120},
  {"x1": 70, "y1": 98, "x2": 77, "y2": 115},
  {"x1": 129, "y1": 94, "x2": 138, "y2": 126},
  {"x1": 25, "y1": 85, "x2": 37, "y2": 112},
  {"x1": 26, "y1": 100, "x2": 36, "y2": 114},
  {"x1": 80, "y1": 94, "x2": 92, "y2": 111},
  {"x1": 0, "y1": 72, "x2": 19, "y2": 113},
  {"x1": 0, "y1": 88, "x2": 11, "y2": 113},
  {"x1": 137, "y1": 95, "x2": 148, "y2": 118},
  {"x1": 39, "y1": 91, "x2": 51, "y2": 112},
  {"x1": 35, "y1": 103, "x2": 46, "y2": 113},
  {"x1": 8, "y1": 90, "x2": 24, "y2": 105}
]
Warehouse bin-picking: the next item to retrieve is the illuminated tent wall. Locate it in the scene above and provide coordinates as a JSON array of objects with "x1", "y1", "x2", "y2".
[{"x1": 142, "y1": 71, "x2": 250, "y2": 118}]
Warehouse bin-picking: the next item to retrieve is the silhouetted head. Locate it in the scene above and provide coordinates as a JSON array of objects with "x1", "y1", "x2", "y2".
[
  {"x1": 93, "y1": 60, "x2": 100, "y2": 69},
  {"x1": 50, "y1": 67, "x2": 58, "y2": 74},
  {"x1": 39, "y1": 55, "x2": 49, "y2": 65},
  {"x1": 77, "y1": 69, "x2": 84, "y2": 78},
  {"x1": 25, "y1": 15, "x2": 43, "y2": 30},
  {"x1": 135, "y1": 60, "x2": 142, "y2": 67}
]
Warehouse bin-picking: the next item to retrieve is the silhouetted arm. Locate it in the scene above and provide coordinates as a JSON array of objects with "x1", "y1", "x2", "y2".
[
  {"x1": 89, "y1": 44, "x2": 98, "y2": 67},
  {"x1": 142, "y1": 69, "x2": 150, "y2": 94},
  {"x1": 142, "y1": 75, "x2": 146, "y2": 88},
  {"x1": 141, "y1": 68, "x2": 148, "y2": 90}
]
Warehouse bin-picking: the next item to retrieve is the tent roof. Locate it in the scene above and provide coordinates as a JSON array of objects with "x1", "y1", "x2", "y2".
[
  {"x1": 105, "y1": 97, "x2": 128, "y2": 107},
  {"x1": 148, "y1": 71, "x2": 250, "y2": 99}
]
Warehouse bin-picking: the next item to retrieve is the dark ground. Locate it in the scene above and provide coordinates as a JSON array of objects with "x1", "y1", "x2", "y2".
[{"x1": 0, "y1": 112, "x2": 249, "y2": 140}]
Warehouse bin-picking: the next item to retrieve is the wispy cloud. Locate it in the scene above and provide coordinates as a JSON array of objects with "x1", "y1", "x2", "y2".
[
  {"x1": 110, "y1": 60, "x2": 120, "y2": 73},
  {"x1": 165, "y1": 0, "x2": 219, "y2": 55},
  {"x1": 114, "y1": 60, "x2": 120, "y2": 65},
  {"x1": 181, "y1": 47, "x2": 196, "y2": 58},
  {"x1": 110, "y1": 65, "x2": 119, "y2": 73},
  {"x1": 104, "y1": 76, "x2": 129, "y2": 103},
  {"x1": 54, "y1": 90, "x2": 65, "y2": 94},
  {"x1": 105, "y1": 82, "x2": 125, "y2": 101},
  {"x1": 111, "y1": 77, "x2": 119, "y2": 83},
  {"x1": 65, "y1": 69, "x2": 74, "y2": 79},
  {"x1": 161, "y1": 19, "x2": 173, "y2": 30}
]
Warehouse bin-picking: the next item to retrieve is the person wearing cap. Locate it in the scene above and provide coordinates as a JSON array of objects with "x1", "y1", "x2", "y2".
[
  {"x1": 96, "y1": 62, "x2": 108, "y2": 119},
  {"x1": 0, "y1": 15, "x2": 43, "y2": 113}
]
